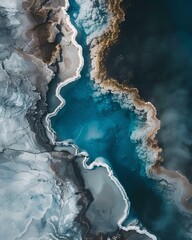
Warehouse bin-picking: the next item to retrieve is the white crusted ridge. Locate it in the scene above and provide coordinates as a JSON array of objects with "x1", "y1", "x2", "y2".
[
  {"x1": 45, "y1": 5, "x2": 84, "y2": 144},
  {"x1": 45, "y1": 1, "x2": 157, "y2": 238},
  {"x1": 78, "y1": 152, "x2": 157, "y2": 240}
]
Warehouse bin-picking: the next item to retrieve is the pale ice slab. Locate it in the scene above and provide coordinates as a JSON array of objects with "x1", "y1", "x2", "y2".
[{"x1": 76, "y1": 156, "x2": 127, "y2": 234}]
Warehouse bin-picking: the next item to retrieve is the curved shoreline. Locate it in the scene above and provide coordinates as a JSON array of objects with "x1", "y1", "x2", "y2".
[
  {"x1": 45, "y1": 0, "x2": 157, "y2": 238},
  {"x1": 90, "y1": 0, "x2": 192, "y2": 212},
  {"x1": 90, "y1": 0, "x2": 161, "y2": 164},
  {"x1": 79, "y1": 152, "x2": 157, "y2": 240},
  {"x1": 45, "y1": 3, "x2": 84, "y2": 144}
]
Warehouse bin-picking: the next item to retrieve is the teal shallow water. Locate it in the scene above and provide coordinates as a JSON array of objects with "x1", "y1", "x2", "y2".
[
  {"x1": 49, "y1": 1, "x2": 190, "y2": 239},
  {"x1": 50, "y1": 62, "x2": 185, "y2": 240},
  {"x1": 50, "y1": 56, "x2": 165, "y2": 238}
]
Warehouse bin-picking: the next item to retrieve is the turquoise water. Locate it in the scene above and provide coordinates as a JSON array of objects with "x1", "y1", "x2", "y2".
[
  {"x1": 51, "y1": 41, "x2": 163, "y2": 238},
  {"x1": 50, "y1": 1, "x2": 190, "y2": 239},
  {"x1": 50, "y1": 60, "x2": 185, "y2": 240},
  {"x1": 52, "y1": 77, "x2": 136, "y2": 167}
]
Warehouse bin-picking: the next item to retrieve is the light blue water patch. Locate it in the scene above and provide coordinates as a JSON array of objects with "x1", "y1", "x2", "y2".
[
  {"x1": 50, "y1": 1, "x2": 192, "y2": 239},
  {"x1": 49, "y1": 0, "x2": 162, "y2": 236},
  {"x1": 50, "y1": 1, "x2": 178, "y2": 238},
  {"x1": 50, "y1": 64, "x2": 166, "y2": 231},
  {"x1": 52, "y1": 75, "x2": 138, "y2": 172}
]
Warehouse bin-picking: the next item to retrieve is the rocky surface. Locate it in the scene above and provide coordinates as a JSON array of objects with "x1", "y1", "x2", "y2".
[{"x1": 0, "y1": 1, "x2": 89, "y2": 239}]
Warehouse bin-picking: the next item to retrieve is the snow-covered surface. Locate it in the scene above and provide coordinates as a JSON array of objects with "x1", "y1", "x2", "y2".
[
  {"x1": 0, "y1": 1, "x2": 83, "y2": 239},
  {"x1": 0, "y1": 52, "x2": 50, "y2": 152},
  {"x1": 0, "y1": 150, "x2": 83, "y2": 240},
  {"x1": 0, "y1": 0, "x2": 22, "y2": 9}
]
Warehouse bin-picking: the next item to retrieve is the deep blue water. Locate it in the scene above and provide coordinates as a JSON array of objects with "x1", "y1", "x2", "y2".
[
  {"x1": 105, "y1": 0, "x2": 192, "y2": 182},
  {"x1": 50, "y1": 1, "x2": 190, "y2": 239}
]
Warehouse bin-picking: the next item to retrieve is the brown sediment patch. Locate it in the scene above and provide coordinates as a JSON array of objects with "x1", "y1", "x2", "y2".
[
  {"x1": 23, "y1": 0, "x2": 82, "y2": 83},
  {"x1": 22, "y1": 0, "x2": 64, "y2": 64},
  {"x1": 90, "y1": 0, "x2": 125, "y2": 80},
  {"x1": 33, "y1": 21, "x2": 61, "y2": 63},
  {"x1": 90, "y1": 0, "x2": 192, "y2": 212},
  {"x1": 90, "y1": 0, "x2": 161, "y2": 163}
]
